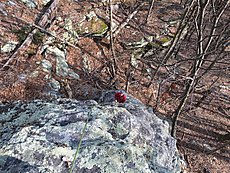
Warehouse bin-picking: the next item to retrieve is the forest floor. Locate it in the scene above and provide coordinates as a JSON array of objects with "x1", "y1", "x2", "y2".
[{"x1": 0, "y1": 0, "x2": 229, "y2": 172}]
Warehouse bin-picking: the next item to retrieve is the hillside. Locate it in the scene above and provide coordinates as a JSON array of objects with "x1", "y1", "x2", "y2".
[{"x1": 0, "y1": 0, "x2": 229, "y2": 172}]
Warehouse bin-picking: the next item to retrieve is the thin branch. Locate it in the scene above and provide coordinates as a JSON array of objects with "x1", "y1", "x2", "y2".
[
  {"x1": 154, "y1": 80, "x2": 164, "y2": 109},
  {"x1": 112, "y1": 2, "x2": 145, "y2": 37},
  {"x1": 146, "y1": 0, "x2": 155, "y2": 24},
  {"x1": 206, "y1": 140, "x2": 230, "y2": 155},
  {"x1": 125, "y1": 55, "x2": 133, "y2": 93},
  {"x1": 109, "y1": 0, "x2": 117, "y2": 78},
  {"x1": 2, "y1": 28, "x2": 37, "y2": 69}
]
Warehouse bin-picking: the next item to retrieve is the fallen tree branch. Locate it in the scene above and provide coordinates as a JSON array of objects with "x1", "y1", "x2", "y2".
[
  {"x1": 2, "y1": 28, "x2": 37, "y2": 69},
  {"x1": 1, "y1": 0, "x2": 59, "y2": 70},
  {"x1": 36, "y1": 0, "x2": 59, "y2": 27}
]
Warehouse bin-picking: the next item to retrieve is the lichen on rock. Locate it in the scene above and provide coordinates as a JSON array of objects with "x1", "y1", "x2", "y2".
[
  {"x1": 77, "y1": 11, "x2": 109, "y2": 37},
  {"x1": 0, "y1": 91, "x2": 183, "y2": 173},
  {"x1": 1, "y1": 41, "x2": 18, "y2": 53}
]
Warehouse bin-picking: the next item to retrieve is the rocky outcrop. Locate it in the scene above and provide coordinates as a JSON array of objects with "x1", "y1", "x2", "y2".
[{"x1": 0, "y1": 91, "x2": 182, "y2": 173}]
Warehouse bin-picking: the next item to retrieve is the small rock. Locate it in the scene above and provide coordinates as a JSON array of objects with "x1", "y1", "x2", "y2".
[
  {"x1": 1, "y1": 41, "x2": 18, "y2": 53},
  {"x1": 45, "y1": 46, "x2": 79, "y2": 79},
  {"x1": 40, "y1": 59, "x2": 53, "y2": 73},
  {"x1": 77, "y1": 11, "x2": 109, "y2": 37},
  {"x1": 20, "y1": 0, "x2": 37, "y2": 8}
]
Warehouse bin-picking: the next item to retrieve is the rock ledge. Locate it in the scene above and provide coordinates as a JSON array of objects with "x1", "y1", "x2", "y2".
[{"x1": 0, "y1": 92, "x2": 182, "y2": 173}]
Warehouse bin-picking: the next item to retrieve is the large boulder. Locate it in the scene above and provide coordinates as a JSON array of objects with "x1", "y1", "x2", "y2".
[{"x1": 0, "y1": 91, "x2": 182, "y2": 173}]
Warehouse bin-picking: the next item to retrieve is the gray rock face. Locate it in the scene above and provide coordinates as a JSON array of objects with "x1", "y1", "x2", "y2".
[{"x1": 0, "y1": 92, "x2": 182, "y2": 173}]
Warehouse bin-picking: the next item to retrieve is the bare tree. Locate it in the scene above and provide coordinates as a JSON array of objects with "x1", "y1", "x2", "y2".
[{"x1": 171, "y1": 0, "x2": 229, "y2": 137}]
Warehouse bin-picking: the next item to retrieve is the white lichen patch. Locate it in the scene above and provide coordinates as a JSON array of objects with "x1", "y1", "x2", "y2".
[{"x1": 1, "y1": 41, "x2": 18, "y2": 53}]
